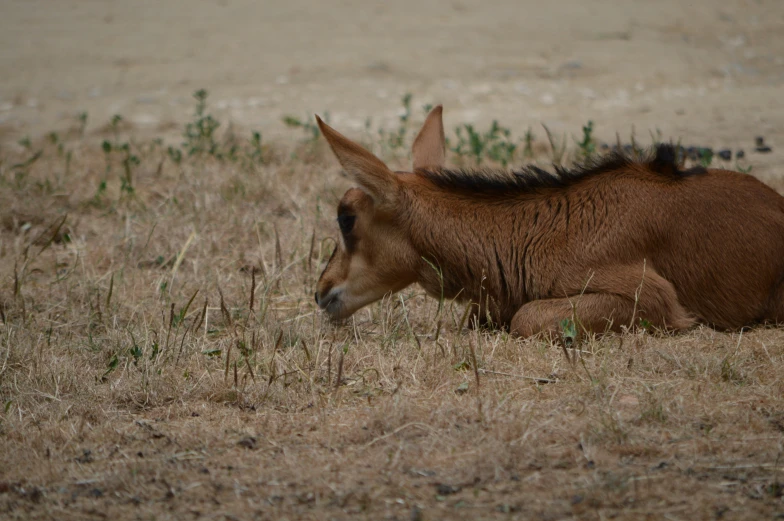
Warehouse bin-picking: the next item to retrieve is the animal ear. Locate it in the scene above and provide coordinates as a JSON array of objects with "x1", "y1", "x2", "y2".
[
  {"x1": 316, "y1": 116, "x2": 398, "y2": 204},
  {"x1": 412, "y1": 104, "x2": 445, "y2": 170}
]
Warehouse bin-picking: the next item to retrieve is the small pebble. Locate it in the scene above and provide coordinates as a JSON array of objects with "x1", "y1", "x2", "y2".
[
  {"x1": 237, "y1": 436, "x2": 257, "y2": 449},
  {"x1": 718, "y1": 149, "x2": 732, "y2": 161},
  {"x1": 736, "y1": 149, "x2": 745, "y2": 159},
  {"x1": 75, "y1": 449, "x2": 93, "y2": 464},
  {"x1": 27, "y1": 487, "x2": 43, "y2": 503},
  {"x1": 755, "y1": 136, "x2": 765, "y2": 147},
  {"x1": 435, "y1": 483, "x2": 461, "y2": 495},
  {"x1": 755, "y1": 145, "x2": 772, "y2": 153}
]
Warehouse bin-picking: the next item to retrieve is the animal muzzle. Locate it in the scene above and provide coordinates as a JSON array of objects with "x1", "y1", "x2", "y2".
[{"x1": 315, "y1": 287, "x2": 344, "y2": 318}]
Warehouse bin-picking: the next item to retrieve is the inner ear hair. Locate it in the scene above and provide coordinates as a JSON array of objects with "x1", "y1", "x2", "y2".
[{"x1": 316, "y1": 115, "x2": 399, "y2": 204}]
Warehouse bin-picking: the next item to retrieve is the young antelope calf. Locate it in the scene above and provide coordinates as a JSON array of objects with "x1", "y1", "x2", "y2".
[{"x1": 315, "y1": 106, "x2": 784, "y2": 337}]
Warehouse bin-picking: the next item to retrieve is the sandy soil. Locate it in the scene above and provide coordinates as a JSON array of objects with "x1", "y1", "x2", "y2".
[{"x1": 1, "y1": 0, "x2": 783, "y2": 163}]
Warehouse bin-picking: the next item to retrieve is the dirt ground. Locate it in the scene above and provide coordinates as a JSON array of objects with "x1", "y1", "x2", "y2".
[
  {"x1": 2, "y1": 0, "x2": 784, "y2": 151},
  {"x1": 2, "y1": 1, "x2": 784, "y2": 520}
]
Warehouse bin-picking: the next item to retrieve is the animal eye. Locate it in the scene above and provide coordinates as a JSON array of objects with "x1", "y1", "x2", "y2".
[{"x1": 337, "y1": 214, "x2": 356, "y2": 235}]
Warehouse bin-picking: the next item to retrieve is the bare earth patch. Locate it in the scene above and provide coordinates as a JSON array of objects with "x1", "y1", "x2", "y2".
[{"x1": 1, "y1": 116, "x2": 784, "y2": 521}]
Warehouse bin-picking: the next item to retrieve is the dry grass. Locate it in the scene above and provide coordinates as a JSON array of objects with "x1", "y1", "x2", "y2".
[{"x1": 2, "y1": 121, "x2": 784, "y2": 521}]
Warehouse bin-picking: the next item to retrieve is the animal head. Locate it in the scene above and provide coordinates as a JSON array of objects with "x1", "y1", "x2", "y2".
[{"x1": 314, "y1": 106, "x2": 445, "y2": 319}]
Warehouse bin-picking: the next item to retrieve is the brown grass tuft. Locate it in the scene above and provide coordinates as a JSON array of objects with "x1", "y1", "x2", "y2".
[{"x1": 1, "y1": 132, "x2": 784, "y2": 520}]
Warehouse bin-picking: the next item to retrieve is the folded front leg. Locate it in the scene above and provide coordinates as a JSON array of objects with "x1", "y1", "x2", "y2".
[{"x1": 510, "y1": 264, "x2": 695, "y2": 338}]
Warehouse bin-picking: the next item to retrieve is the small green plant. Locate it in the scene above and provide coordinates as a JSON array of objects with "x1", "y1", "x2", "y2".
[
  {"x1": 167, "y1": 146, "x2": 182, "y2": 165},
  {"x1": 129, "y1": 343, "x2": 143, "y2": 365},
  {"x1": 93, "y1": 180, "x2": 107, "y2": 203},
  {"x1": 451, "y1": 120, "x2": 516, "y2": 166},
  {"x1": 248, "y1": 131, "x2": 265, "y2": 164},
  {"x1": 452, "y1": 124, "x2": 479, "y2": 164},
  {"x1": 183, "y1": 89, "x2": 221, "y2": 157},
  {"x1": 559, "y1": 318, "x2": 577, "y2": 347},
  {"x1": 720, "y1": 356, "x2": 740, "y2": 383},
  {"x1": 101, "y1": 140, "x2": 112, "y2": 172},
  {"x1": 98, "y1": 133, "x2": 138, "y2": 201},
  {"x1": 378, "y1": 93, "x2": 413, "y2": 152},
  {"x1": 282, "y1": 114, "x2": 322, "y2": 142},
  {"x1": 735, "y1": 162, "x2": 752, "y2": 174},
  {"x1": 523, "y1": 127, "x2": 535, "y2": 158},
  {"x1": 102, "y1": 353, "x2": 120, "y2": 381},
  {"x1": 77, "y1": 111, "x2": 88, "y2": 136},
  {"x1": 11, "y1": 147, "x2": 42, "y2": 189},
  {"x1": 400, "y1": 93, "x2": 412, "y2": 124},
  {"x1": 485, "y1": 122, "x2": 517, "y2": 166},
  {"x1": 119, "y1": 143, "x2": 139, "y2": 196},
  {"x1": 576, "y1": 120, "x2": 596, "y2": 158},
  {"x1": 699, "y1": 148, "x2": 714, "y2": 167}
]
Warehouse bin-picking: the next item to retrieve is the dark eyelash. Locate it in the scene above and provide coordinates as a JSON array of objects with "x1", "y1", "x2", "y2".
[{"x1": 337, "y1": 214, "x2": 356, "y2": 235}]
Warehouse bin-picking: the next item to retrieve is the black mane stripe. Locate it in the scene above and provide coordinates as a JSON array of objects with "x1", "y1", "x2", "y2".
[{"x1": 417, "y1": 144, "x2": 706, "y2": 196}]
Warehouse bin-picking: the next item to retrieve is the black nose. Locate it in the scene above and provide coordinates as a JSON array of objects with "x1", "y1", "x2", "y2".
[{"x1": 314, "y1": 292, "x2": 319, "y2": 305}]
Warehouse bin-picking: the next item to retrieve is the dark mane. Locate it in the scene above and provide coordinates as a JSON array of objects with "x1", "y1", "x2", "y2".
[{"x1": 417, "y1": 144, "x2": 706, "y2": 196}]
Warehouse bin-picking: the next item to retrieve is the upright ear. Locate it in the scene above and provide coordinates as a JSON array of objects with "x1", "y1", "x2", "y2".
[
  {"x1": 316, "y1": 116, "x2": 399, "y2": 205},
  {"x1": 412, "y1": 104, "x2": 445, "y2": 170}
]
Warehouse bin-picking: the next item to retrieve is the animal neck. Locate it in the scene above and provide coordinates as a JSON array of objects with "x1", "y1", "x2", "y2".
[{"x1": 403, "y1": 188, "x2": 558, "y2": 322}]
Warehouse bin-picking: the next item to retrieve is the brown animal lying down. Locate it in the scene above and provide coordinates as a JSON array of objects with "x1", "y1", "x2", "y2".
[{"x1": 314, "y1": 106, "x2": 784, "y2": 338}]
